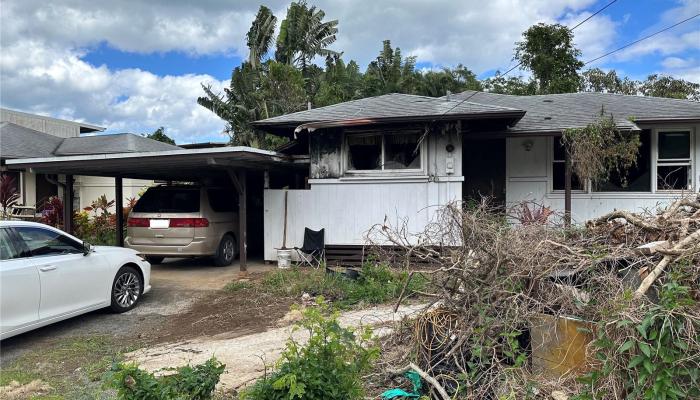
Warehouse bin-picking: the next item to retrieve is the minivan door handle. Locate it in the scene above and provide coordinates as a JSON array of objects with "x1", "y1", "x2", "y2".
[{"x1": 39, "y1": 265, "x2": 57, "y2": 272}]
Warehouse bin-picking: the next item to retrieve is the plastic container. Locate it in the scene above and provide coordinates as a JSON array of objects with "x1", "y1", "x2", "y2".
[{"x1": 277, "y1": 249, "x2": 292, "y2": 269}]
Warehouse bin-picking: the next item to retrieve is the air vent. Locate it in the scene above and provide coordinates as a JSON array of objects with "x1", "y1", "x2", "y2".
[
  {"x1": 544, "y1": 117, "x2": 552, "y2": 120},
  {"x1": 543, "y1": 99, "x2": 554, "y2": 103}
]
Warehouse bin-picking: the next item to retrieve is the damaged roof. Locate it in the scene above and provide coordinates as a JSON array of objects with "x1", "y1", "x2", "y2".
[
  {"x1": 0, "y1": 122, "x2": 180, "y2": 161},
  {"x1": 446, "y1": 91, "x2": 700, "y2": 133},
  {"x1": 252, "y1": 93, "x2": 526, "y2": 132}
]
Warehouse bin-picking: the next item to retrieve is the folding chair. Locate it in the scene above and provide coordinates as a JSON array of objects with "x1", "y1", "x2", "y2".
[{"x1": 294, "y1": 228, "x2": 325, "y2": 268}]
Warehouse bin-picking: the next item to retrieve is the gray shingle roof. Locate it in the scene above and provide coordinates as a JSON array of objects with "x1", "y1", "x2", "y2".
[
  {"x1": 54, "y1": 133, "x2": 180, "y2": 156},
  {"x1": 1, "y1": 123, "x2": 181, "y2": 160},
  {"x1": 0, "y1": 122, "x2": 64, "y2": 159},
  {"x1": 253, "y1": 93, "x2": 524, "y2": 127},
  {"x1": 447, "y1": 91, "x2": 700, "y2": 132}
]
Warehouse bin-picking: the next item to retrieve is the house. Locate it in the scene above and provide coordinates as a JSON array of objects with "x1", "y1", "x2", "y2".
[
  {"x1": 253, "y1": 92, "x2": 700, "y2": 262},
  {"x1": 0, "y1": 108, "x2": 178, "y2": 212}
]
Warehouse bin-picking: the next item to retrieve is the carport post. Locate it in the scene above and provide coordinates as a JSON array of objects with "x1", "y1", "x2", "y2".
[
  {"x1": 63, "y1": 175, "x2": 74, "y2": 234},
  {"x1": 226, "y1": 169, "x2": 247, "y2": 274},
  {"x1": 115, "y1": 177, "x2": 124, "y2": 246}
]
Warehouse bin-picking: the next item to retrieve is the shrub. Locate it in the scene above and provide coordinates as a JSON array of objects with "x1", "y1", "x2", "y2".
[
  {"x1": 240, "y1": 299, "x2": 379, "y2": 400},
  {"x1": 106, "y1": 357, "x2": 225, "y2": 400}
]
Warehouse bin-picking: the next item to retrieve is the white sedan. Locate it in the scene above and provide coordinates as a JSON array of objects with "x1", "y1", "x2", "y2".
[{"x1": 0, "y1": 221, "x2": 151, "y2": 340}]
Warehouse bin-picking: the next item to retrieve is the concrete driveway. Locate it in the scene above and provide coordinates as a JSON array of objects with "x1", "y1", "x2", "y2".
[{"x1": 0, "y1": 257, "x2": 272, "y2": 365}]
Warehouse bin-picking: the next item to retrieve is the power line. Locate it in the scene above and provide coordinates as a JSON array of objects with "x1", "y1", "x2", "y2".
[
  {"x1": 500, "y1": 0, "x2": 620, "y2": 77},
  {"x1": 584, "y1": 13, "x2": 700, "y2": 65}
]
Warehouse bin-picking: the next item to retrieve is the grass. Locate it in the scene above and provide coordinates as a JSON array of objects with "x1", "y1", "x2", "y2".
[
  {"x1": 0, "y1": 335, "x2": 143, "y2": 399},
  {"x1": 228, "y1": 262, "x2": 428, "y2": 309}
]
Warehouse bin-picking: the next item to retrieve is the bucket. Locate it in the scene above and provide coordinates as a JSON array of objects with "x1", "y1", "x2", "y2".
[{"x1": 277, "y1": 249, "x2": 292, "y2": 269}]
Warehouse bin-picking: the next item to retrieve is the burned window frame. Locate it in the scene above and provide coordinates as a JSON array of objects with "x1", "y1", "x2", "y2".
[
  {"x1": 655, "y1": 129, "x2": 693, "y2": 192},
  {"x1": 343, "y1": 130, "x2": 425, "y2": 175}
]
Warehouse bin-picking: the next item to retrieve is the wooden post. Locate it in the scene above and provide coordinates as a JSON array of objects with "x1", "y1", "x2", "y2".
[
  {"x1": 63, "y1": 175, "x2": 74, "y2": 234},
  {"x1": 238, "y1": 170, "x2": 247, "y2": 273},
  {"x1": 564, "y1": 150, "x2": 572, "y2": 227},
  {"x1": 226, "y1": 169, "x2": 247, "y2": 274},
  {"x1": 115, "y1": 177, "x2": 124, "y2": 247}
]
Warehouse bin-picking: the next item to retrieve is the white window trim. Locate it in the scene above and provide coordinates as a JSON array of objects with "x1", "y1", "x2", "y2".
[
  {"x1": 653, "y1": 127, "x2": 694, "y2": 193},
  {"x1": 342, "y1": 131, "x2": 427, "y2": 177}
]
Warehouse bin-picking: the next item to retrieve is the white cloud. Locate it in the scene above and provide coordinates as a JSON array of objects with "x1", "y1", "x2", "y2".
[
  {"x1": 662, "y1": 56, "x2": 696, "y2": 69},
  {"x1": 0, "y1": 40, "x2": 227, "y2": 143}
]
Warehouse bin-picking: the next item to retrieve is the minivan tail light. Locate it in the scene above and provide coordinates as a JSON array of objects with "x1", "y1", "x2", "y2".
[
  {"x1": 169, "y1": 218, "x2": 209, "y2": 228},
  {"x1": 127, "y1": 217, "x2": 149, "y2": 227}
]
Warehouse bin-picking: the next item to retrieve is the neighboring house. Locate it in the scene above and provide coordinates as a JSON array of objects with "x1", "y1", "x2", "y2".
[
  {"x1": 253, "y1": 92, "x2": 700, "y2": 261},
  {"x1": 0, "y1": 108, "x2": 178, "y2": 212}
]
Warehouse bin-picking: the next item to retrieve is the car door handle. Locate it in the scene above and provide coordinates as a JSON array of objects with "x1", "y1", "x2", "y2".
[{"x1": 39, "y1": 265, "x2": 57, "y2": 272}]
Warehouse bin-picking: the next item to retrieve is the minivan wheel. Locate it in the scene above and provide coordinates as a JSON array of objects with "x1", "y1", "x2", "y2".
[
  {"x1": 145, "y1": 256, "x2": 164, "y2": 265},
  {"x1": 110, "y1": 265, "x2": 143, "y2": 313},
  {"x1": 214, "y1": 234, "x2": 237, "y2": 267}
]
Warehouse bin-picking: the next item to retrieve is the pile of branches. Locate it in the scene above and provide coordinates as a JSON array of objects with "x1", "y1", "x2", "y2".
[{"x1": 366, "y1": 196, "x2": 700, "y2": 399}]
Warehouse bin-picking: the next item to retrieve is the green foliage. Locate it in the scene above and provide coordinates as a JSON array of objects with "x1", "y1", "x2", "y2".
[
  {"x1": 145, "y1": 127, "x2": 176, "y2": 145},
  {"x1": 240, "y1": 299, "x2": 379, "y2": 400},
  {"x1": 275, "y1": 0, "x2": 339, "y2": 70},
  {"x1": 258, "y1": 262, "x2": 427, "y2": 308},
  {"x1": 640, "y1": 73, "x2": 700, "y2": 101},
  {"x1": 482, "y1": 73, "x2": 537, "y2": 95},
  {"x1": 106, "y1": 358, "x2": 225, "y2": 400},
  {"x1": 514, "y1": 23, "x2": 583, "y2": 94},
  {"x1": 247, "y1": 6, "x2": 277, "y2": 69},
  {"x1": 580, "y1": 69, "x2": 700, "y2": 100},
  {"x1": 562, "y1": 111, "x2": 640, "y2": 186},
  {"x1": 575, "y1": 276, "x2": 700, "y2": 400}
]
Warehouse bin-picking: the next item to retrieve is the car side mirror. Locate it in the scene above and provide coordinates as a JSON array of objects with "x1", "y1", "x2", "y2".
[{"x1": 82, "y1": 241, "x2": 92, "y2": 256}]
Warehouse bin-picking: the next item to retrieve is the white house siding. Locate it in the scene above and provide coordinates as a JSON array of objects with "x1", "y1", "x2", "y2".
[
  {"x1": 263, "y1": 129, "x2": 463, "y2": 261},
  {"x1": 0, "y1": 108, "x2": 82, "y2": 138},
  {"x1": 76, "y1": 176, "x2": 151, "y2": 211},
  {"x1": 505, "y1": 124, "x2": 699, "y2": 222}
]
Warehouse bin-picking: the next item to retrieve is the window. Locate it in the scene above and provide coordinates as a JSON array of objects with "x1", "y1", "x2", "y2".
[
  {"x1": 0, "y1": 228, "x2": 23, "y2": 260},
  {"x1": 207, "y1": 188, "x2": 237, "y2": 212},
  {"x1": 133, "y1": 188, "x2": 200, "y2": 213},
  {"x1": 346, "y1": 133, "x2": 421, "y2": 172},
  {"x1": 552, "y1": 138, "x2": 584, "y2": 191},
  {"x1": 593, "y1": 130, "x2": 651, "y2": 192},
  {"x1": 14, "y1": 227, "x2": 83, "y2": 257},
  {"x1": 657, "y1": 131, "x2": 692, "y2": 191}
]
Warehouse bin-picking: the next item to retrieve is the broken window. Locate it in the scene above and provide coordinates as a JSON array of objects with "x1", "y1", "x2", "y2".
[
  {"x1": 346, "y1": 133, "x2": 421, "y2": 171},
  {"x1": 552, "y1": 138, "x2": 584, "y2": 191},
  {"x1": 657, "y1": 131, "x2": 692, "y2": 190},
  {"x1": 593, "y1": 130, "x2": 651, "y2": 192}
]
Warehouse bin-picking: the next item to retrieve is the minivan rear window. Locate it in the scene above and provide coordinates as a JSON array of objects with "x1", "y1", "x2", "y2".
[{"x1": 133, "y1": 188, "x2": 200, "y2": 213}]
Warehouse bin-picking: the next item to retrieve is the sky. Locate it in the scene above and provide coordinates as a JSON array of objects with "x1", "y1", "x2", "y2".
[{"x1": 0, "y1": 0, "x2": 698, "y2": 144}]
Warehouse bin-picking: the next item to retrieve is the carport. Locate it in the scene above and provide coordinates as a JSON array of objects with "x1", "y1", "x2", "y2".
[{"x1": 5, "y1": 147, "x2": 308, "y2": 272}]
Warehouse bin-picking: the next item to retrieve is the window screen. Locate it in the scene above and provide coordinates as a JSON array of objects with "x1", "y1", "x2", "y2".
[
  {"x1": 133, "y1": 188, "x2": 200, "y2": 213},
  {"x1": 657, "y1": 131, "x2": 691, "y2": 191}
]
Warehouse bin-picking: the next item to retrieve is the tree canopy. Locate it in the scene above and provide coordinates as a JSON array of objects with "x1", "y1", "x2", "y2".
[
  {"x1": 198, "y1": 5, "x2": 700, "y2": 149},
  {"x1": 145, "y1": 127, "x2": 176, "y2": 145}
]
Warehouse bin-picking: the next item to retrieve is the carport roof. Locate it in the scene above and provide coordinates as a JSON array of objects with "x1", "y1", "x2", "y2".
[{"x1": 5, "y1": 146, "x2": 308, "y2": 181}]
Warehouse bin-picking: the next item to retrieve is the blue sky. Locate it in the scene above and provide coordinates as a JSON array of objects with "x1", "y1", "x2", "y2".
[{"x1": 1, "y1": 0, "x2": 698, "y2": 144}]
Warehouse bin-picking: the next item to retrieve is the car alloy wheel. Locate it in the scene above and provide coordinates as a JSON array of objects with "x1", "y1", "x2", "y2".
[
  {"x1": 114, "y1": 271, "x2": 140, "y2": 308},
  {"x1": 223, "y1": 238, "x2": 235, "y2": 261}
]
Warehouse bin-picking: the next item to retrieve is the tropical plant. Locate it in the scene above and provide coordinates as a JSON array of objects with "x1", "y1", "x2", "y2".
[
  {"x1": 247, "y1": 6, "x2": 277, "y2": 70},
  {"x1": 0, "y1": 172, "x2": 20, "y2": 219},
  {"x1": 362, "y1": 40, "x2": 419, "y2": 96},
  {"x1": 40, "y1": 196, "x2": 63, "y2": 227},
  {"x1": 275, "y1": 1, "x2": 339, "y2": 71},
  {"x1": 145, "y1": 127, "x2": 176, "y2": 145},
  {"x1": 514, "y1": 23, "x2": 584, "y2": 94}
]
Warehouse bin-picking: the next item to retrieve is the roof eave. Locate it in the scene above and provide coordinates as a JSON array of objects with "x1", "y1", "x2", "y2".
[{"x1": 633, "y1": 117, "x2": 700, "y2": 125}]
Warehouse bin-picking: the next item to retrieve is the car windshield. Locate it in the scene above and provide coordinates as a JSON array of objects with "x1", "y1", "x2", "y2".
[{"x1": 133, "y1": 188, "x2": 200, "y2": 213}]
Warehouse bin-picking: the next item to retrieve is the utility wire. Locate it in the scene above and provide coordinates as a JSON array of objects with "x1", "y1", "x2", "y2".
[
  {"x1": 500, "y1": 0, "x2": 620, "y2": 77},
  {"x1": 583, "y1": 12, "x2": 700, "y2": 65}
]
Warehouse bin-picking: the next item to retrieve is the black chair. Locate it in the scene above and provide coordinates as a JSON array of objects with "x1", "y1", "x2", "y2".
[{"x1": 294, "y1": 228, "x2": 325, "y2": 268}]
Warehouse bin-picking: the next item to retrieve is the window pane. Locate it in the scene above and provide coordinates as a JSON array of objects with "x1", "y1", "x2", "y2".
[
  {"x1": 658, "y1": 131, "x2": 690, "y2": 160},
  {"x1": 657, "y1": 166, "x2": 690, "y2": 190},
  {"x1": 133, "y1": 188, "x2": 200, "y2": 213},
  {"x1": 347, "y1": 135, "x2": 381, "y2": 170},
  {"x1": 0, "y1": 229, "x2": 21, "y2": 260},
  {"x1": 14, "y1": 227, "x2": 83, "y2": 257},
  {"x1": 553, "y1": 163, "x2": 585, "y2": 191},
  {"x1": 593, "y1": 130, "x2": 651, "y2": 192},
  {"x1": 384, "y1": 134, "x2": 421, "y2": 169},
  {"x1": 553, "y1": 138, "x2": 567, "y2": 161}
]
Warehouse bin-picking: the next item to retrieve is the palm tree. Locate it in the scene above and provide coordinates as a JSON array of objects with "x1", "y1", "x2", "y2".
[{"x1": 246, "y1": 6, "x2": 277, "y2": 70}]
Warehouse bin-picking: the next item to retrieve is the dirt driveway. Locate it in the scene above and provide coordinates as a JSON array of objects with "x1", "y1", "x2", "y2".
[{"x1": 0, "y1": 257, "x2": 275, "y2": 366}]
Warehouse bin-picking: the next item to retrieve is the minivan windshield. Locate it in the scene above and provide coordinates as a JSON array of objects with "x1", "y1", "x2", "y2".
[{"x1": 133, "y1": 188, "x2": 200, "y2": 213}]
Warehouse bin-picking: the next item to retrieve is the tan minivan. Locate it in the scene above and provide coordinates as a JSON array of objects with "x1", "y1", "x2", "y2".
[{"x1": 125, "y1": 185, "x2": 238, "y2": 266}]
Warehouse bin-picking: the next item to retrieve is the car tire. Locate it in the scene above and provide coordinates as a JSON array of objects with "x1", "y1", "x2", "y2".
[
  {"x1": 110, "y1": 265, "x2": 144, "y2": 313},
  {"x1": 214, "y1": 234, "x2": 237, "y2": 267},
  {"x1": 145, "y1": 256, "x2": 164, "y2": 265}
]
